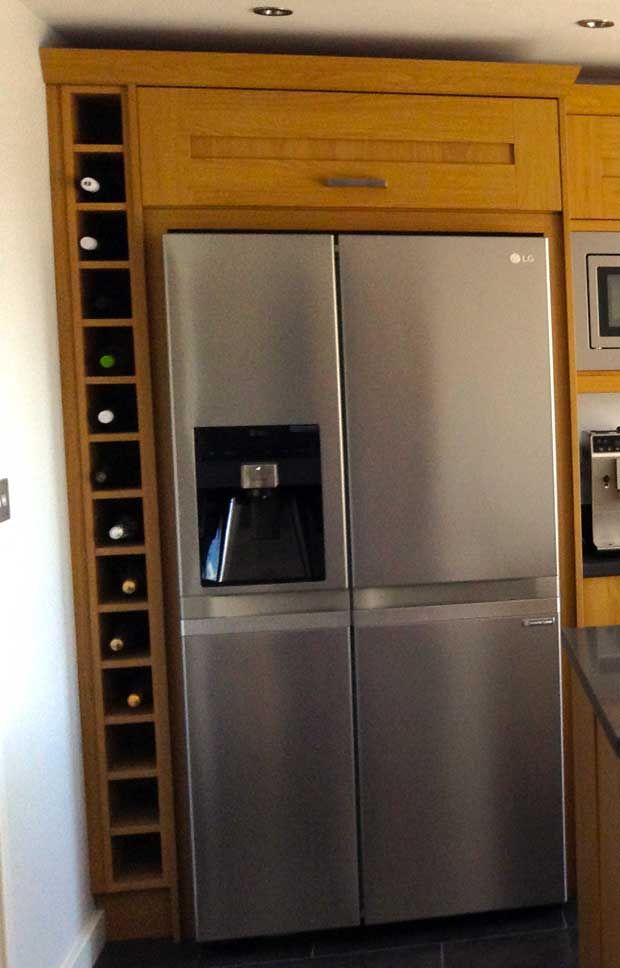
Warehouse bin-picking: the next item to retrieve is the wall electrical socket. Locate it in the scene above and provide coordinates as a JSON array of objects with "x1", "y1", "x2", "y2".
[{"x1": 0, "y1": 479, "x2": 10, "y2": 523}]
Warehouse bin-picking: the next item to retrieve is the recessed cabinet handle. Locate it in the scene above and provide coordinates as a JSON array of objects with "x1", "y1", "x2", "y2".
[
  {"x1": 324, "y1": 176, "x2": 388, "y2": 189},
  {"x1": 521, "y1": 617, "x2": 556, "y2": 627}
]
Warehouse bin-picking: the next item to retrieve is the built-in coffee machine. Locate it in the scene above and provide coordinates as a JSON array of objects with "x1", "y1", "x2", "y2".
[
  {"x1": 590, "y1": 430, "x2": 620, "y2": 551},
  {"x1": 194, "y1": 424, "x2": 325, "y2": 585}
]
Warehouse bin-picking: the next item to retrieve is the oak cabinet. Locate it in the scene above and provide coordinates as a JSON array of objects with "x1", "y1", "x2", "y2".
[{"x1": 137, "y1": 87, "x2": 562, "y2": 211}]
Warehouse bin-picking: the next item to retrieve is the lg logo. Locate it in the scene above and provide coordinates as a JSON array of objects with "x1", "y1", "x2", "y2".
[{"x1": 510, "y1": 253, "x2": 535, "y2": 264}]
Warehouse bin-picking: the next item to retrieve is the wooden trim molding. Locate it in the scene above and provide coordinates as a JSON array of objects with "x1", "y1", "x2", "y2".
[{"x1": 40, "y1": 48, "x2": 580, "y2": 97}]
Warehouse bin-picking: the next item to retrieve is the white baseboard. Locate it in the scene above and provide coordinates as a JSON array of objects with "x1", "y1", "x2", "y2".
[{"x1": 58, "y1": 909, "x2": 105, "y2": 968}]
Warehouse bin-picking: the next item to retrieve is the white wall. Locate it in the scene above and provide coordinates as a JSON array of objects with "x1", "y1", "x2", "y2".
[{"x1": 0, "y1": 2, "x2": 96, "y2": 967}]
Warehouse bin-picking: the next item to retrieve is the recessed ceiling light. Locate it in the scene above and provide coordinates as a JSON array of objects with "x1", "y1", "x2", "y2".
[
  {"x1": 252, "y1": 6, "x2": 293, "y2": 14},
  {"x1": 576, "y1": 17, "x2": 614, "y2": 27}
]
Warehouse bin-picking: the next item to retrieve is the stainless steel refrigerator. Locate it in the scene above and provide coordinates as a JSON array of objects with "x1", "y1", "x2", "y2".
[{"x1": 164, "y1": 232, "x2": 566, "y2": 941}]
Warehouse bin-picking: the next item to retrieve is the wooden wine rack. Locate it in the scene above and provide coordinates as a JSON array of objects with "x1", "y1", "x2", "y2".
[{"x1": 46, "y1": 86, "x2": 179, "y2": 939}]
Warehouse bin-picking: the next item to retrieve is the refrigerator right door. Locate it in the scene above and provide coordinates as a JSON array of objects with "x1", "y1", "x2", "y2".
[
  {"x1": 355, "y1": 606, "x2": 566, "y2": 922},
  {"x1": 338, "y1": 234, "x2": 557, "y2": 591},
  {"x1": 339, "y1": 234, "x2": 565, "y2": 920}
]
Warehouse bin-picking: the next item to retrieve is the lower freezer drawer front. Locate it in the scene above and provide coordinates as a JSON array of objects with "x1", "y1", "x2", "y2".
[
  {"x1": 356, "y1": 612, "x2": 566, "y2": 923},
  {"x1": 183, "y1": 626, "x2": 360, "y2": 940}
]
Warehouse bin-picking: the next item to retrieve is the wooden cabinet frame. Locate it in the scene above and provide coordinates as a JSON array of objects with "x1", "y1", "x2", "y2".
[{"x1": 42, "y1": 49, "x2": 579, "y2": 939}]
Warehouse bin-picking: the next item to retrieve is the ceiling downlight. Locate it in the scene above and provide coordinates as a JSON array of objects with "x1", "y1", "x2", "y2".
[
  {"x1": 252, "y1": 6, "x2": 294, "y2": 15},
  {"x1": 576, "y1": 17, "x2": 615, "y2": 27}
]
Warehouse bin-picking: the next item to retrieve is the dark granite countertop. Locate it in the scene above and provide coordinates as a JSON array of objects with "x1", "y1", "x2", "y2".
[{"x1": 563, "y1": 626, "x2": 620, "y2": 756}]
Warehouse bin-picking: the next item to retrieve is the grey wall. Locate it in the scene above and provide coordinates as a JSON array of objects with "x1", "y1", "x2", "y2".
[{"x1": 0, "y1": 2, "x2": 98, "y2": 966}]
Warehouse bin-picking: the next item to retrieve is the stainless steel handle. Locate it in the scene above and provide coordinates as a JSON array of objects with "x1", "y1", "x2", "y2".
[
  {"x1": 324, "y1": 176, "x2": 387, "y2": 189},
  {"x1": 521, "y1": 617, "x2": 556, "y2": 627}
]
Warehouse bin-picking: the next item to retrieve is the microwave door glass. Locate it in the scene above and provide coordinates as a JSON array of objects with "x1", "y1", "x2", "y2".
[{"x1": 596, "y1": 266, "x2": 620, "y2": 344}]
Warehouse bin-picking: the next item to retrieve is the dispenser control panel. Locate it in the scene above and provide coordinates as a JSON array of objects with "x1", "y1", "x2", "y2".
[{"x1": 592, "y1": 432, "x2": 620, "y2": 454}]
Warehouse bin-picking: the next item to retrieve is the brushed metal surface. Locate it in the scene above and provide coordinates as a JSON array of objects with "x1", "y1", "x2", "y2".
[
  {"x1": 339, "y1": 234, "x2": 557, "y2": 589},
  {"x1": 353, "y1": 596, "x2": 559, "y2": 627},
  {"x1": 180, "y1": 588, "x2": 350, "y2": 620},
  {"x1": 164, "y1": 233, "x2": 347, "y2": 601},
  {"x1": 356, "y1": 613, "x2": 566, "y2": 923},
  {"x1": 181, "y1": 608, "x2": 350, "y2": 636},
  {"x1": 572, "y1": 232, "x2": 620, "y2": 370},
  {"x1": 353, "y1": 577, "x2": 559, "y2": 611},
  {"x1": 183, "y1": 627, "x2": 359, "y2": 940}
]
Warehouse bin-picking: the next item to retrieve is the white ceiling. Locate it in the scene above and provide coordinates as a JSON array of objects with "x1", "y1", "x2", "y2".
[{"x1": 21, "y1": 0, "x2": 620, "y2": 80}]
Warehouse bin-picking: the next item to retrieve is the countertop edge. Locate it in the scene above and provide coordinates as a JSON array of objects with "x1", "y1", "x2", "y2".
[{"x1": 563, "y1": 629, "x2": 620, "y2": 757}]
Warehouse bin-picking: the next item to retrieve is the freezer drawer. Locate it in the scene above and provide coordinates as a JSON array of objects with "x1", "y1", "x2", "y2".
[
  {"x1": 356, "y1": 612, "x2": 566, "y2": 923},
  {"x1": 184, "y1": 626, "x2": 359, "y2": 940}
]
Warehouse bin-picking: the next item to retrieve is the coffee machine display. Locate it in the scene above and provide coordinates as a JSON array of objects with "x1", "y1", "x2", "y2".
[
  {"x1": 194, "y1": 425, "x2": 325, "y2": 585},
  {"x1": 590, "y1": 429, "x2": 620, "y2": 551}
]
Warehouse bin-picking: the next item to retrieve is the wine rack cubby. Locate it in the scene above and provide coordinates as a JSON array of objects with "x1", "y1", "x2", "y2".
[
  {"x1": 75, "y1": 153, "x2": 125, "y2": 203},
  {"x1": 112, "y1": 833, "x2": 163, "y2": 884},
  {"x1": 50, "y1": 85, "x2": 178, "y2": 935},
  {"x1": 106, "y1": 722, "x2": 157, "y2": 776},
  {"x1": 100, "y1": 611, "x2": 150, "y2": 662},
  {"x1": 103, "y1": 666, "x2": 154, "y2": 718},
  {"x1": 81, "y1": 268, "x2": 132, "y2": 319},
  {"x1": 88, "y1": 383, "x2": 138, "y2": 434},
  {"x1": 85, "y1": 326, "x2": 135, "y2": 376},
  {"x1": 78, "y1": 212, "x2": 129, "y2": 261},
  {"x1": 90, "y1": 440, "x2": 142, "y2": 491},
  {"x1": 97, "y1": 554, "x2": 148, "y2": 605},
  {"x1": 74, "y1": 94, "x2": 124, "y2": 145},
  {"x1": 94, "y1": 497, "x2": 144, "y2": 547},
  {"x1": 109, "y1": 778, "x2": 160, "y2": 831}
]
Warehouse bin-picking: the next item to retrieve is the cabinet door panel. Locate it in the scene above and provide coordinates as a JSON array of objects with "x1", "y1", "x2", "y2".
[
  {"x1": 138, "y1": 88, "x2": 560, "y2": 212},
  {"x1": 184, "y1": 627, "x2": 359, "y2": 940},
  {"x1": 567, "y1": 115, "x2": 620, "y2": 218},
  {"x1": 356, "y1": 616, "x2": 566, "y2": 923}
]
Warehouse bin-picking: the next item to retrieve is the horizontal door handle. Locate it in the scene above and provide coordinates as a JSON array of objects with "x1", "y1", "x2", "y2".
[
  {"x1": 324, "y1": 176, "x2": 388, "y2": 189},
  {"x1": 521, "y1": 617, "x2": 556, "y2": 627}
]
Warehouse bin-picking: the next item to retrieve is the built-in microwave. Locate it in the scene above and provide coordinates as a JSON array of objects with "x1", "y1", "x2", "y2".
[{"x1": 573, "y1": 232, "x2": 620, "y2": 369}]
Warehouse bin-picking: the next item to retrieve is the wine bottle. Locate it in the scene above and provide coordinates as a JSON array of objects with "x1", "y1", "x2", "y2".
[
  {"x1": 108, "y1": 515, "x2": 139, "y2": 542},
  {"x1": 79, "y1": 176, "x2": 101, "y2": 194},
  {"x1": 96, "y1": 408, "x2": 115, "y2": 426},
  {"x1": 125, "y1": 675, "x2": 151, "y2": 709},
  {"x1": 79, "y1": 235, "x2": 99, "y2": 252},
  {"x1": 121, "y1": 576, "x2": 139, "y2": 596},
  {"x1": 106, "y1": 620, "x2": 140, "y2": 654},
  {"x1": 95, "y1": 344, "x2": 131, "y2": 374},
  {"x1": 92, "y1": 463, "x2": 112, "y2": 487},
  {"x1": 127, "y1": 690, "x2": 143, "y2": 709}
]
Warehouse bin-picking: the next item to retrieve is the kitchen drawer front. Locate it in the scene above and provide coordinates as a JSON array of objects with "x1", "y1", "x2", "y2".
[
  {"x1": 137, "y1": 88, "x2": 561, "y2": 211},
  {"x1": 567, "y1": 115, "x2": 620, "y2": 218}
]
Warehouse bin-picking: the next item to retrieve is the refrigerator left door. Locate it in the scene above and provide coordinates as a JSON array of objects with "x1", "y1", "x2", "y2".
[
  {"x1": 183, "y1": 626, "x2": 360, "y2": 940},
  {"x1": 164, "y1": 233, "x2": 348, "y2": 612}
]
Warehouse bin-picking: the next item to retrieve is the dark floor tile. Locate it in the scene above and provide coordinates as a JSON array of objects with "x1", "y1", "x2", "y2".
[
  {"x1": 95, "y1": 939, "x2": 200, "y2": 967},
  {"x1": 356, "y1": 944, "x2": 442, "y2": 968},
  {"x1": 314, "y1": 906, "x2": 566, "y2": 954},
  {"x1": 198, "y1": 933, "x2": 314, "y2": 966},
  {"x1": 443, "y1": 928, "x2": 577, "y2": 968}
]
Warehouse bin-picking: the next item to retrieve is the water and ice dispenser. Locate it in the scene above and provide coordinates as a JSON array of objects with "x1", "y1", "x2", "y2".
[{"x1": 194, "y1": 425, "x2": 326, "y2": 585}]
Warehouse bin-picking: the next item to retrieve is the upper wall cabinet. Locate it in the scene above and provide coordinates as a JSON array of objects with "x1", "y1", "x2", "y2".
[
  {"x1": 565, "y1": 87, "x2": 620, "y2": 220},
  {"x1": 136, "y1": 88, "x2": 562, "y2": 211},
  {"x1": 567, "y1": 116, "x2": 620, "y2": 219}
]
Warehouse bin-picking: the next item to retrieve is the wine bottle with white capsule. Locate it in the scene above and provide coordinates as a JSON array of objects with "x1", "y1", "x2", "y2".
[
  {"x1": 79, "y1": 235, "x2": 99, "y2": 253},
  {"x1": 77, "y1": 156, "x2": 125, "y2": 202},
  {"x1": 108, "y1": 515, "x2": 139, "y2": 543},
  {"x1": 96, "y1": 408, "x2": 116, "y2": 427},
  {"x1": 79, "y1": 176, "x2": 100, "y2": 194}
]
